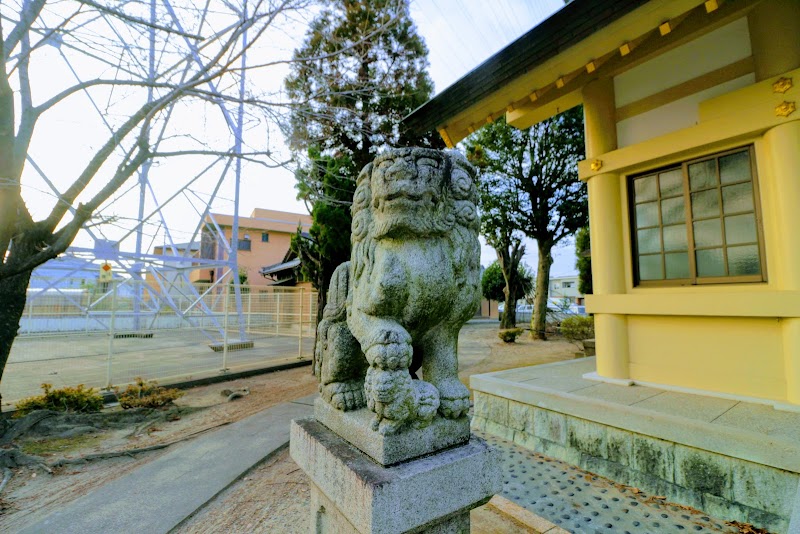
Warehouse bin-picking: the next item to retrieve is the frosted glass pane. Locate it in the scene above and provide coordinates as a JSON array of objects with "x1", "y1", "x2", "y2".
[
  {"x1": 665, "y1": 252, "x2": 690, "y2": 279},
  {"x1": 636, "y1": 202, "x2": 658, "y2": 228},
  {"x1": 693, "y1": 219, "x2": 722, "y2": 247},
  {"x1": 725, "y1": 214, "x2": 757, "y2": 245},
  {"x1": 689, "y1": 160, "x2": 717, "y2": 190},
  {"x1": 659, "y1": 169, "x2": 683, "y2": 197},
  {"x1": 634, "y1": 176, "x2": 657, "y2": 202},
  {"x1": 637, "y1": 228, "x2": 661, "y2": 254},
  {"x1": 661, "y1": 197, "x2": 685, "y2": 225},
  {"x1": 663, "y1": 224, "x2": 688, "y2": 251},
  {"x1": 696, "y1": 248, "x2": 725, "y2": 277},
  {"x1": 639, "y1": 255, "x2": 663, "y2": 280},
  {"x1": 691, "y1": 190, "x2": 720, "y2": 219},
  {"x1": 720, "y1": 151, "x2": 751, "y2": 184},
  {"x1": 722, "y1": 182, "x2": 754, "y2": 214},
  {"x1": 728, "y1": 245, "x2": 761, "y2": 276}
]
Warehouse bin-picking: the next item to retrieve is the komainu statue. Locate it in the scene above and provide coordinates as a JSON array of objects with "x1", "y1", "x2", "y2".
[{"x1": 314, "y1": 147, "x2": 481, "y2": 435}]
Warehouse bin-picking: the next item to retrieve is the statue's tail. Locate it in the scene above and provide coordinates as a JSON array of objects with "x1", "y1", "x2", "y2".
[{"x1": 314, "y1": 262, "x2": 351, "y2": 378}]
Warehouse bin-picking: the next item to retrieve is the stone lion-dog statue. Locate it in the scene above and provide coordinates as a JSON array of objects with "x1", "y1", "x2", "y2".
[{"x1": 314, "y1": 147, "x2": 481, "y2": 435}]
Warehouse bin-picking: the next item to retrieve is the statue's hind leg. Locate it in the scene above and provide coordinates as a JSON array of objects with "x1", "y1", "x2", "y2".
[
  {"x1": 419, "y1": 325, "x2": 470, "y2": 419},
  {"x1": 316, "y1": 263, "x2": 368, "y2": 411}
]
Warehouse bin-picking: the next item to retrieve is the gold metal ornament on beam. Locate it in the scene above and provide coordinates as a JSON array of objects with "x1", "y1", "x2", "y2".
[
  {"x1": 773, "y1": 77, "x2": 793, "y2": 94},
  {"x1": 775, "y1": 101, "x2": 796, "y2": 118},
  {"x1": 590, "y1": 160, "x2": 603, "y2": 171}
]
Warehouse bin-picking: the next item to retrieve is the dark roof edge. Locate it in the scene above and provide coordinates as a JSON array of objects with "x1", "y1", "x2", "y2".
[{"x1": 403, "y1": 0, "x2": 649, "y2": 135}]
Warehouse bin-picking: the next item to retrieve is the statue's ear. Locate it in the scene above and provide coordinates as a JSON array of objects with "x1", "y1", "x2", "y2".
[{"x1": 357, "y1": 162, "x2": 373, "y2": 185}]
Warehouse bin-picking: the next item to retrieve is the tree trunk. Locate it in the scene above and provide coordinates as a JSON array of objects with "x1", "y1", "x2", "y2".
[
  {"x1": 531, "y1": 244, "x2": 553, "y2": 340},
  {"x1": 499, "y1": 284, "x2": 517, "y2": 329},
  {"x1": 0, "y1": 269, "x2": 32, "y2": 413}
]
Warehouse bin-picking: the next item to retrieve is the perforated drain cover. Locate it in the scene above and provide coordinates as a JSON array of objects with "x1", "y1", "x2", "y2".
[{"x1": 480, "y1": 432, "x2": 738, "y2": 534}]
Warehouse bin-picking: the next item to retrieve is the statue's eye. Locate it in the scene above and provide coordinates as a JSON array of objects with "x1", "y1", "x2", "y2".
[{"x1": 417, "y1": 158, "x2": 438, "y2": 168}]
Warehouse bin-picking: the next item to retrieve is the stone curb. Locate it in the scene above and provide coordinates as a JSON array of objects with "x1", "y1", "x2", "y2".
[
  {"x1": 485, "y1": 495, "x2": 570, "y2": 534},
  {"x1": 97, "y1": 358, "x2": 312, "y2": 404}
]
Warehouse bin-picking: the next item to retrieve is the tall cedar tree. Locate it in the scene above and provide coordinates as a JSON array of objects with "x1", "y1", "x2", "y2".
[
  {"x1": 466, "y1": 110, "x2": 586, "y2": 339},
  {"x1": 575, "y1": 226, "x2": 592, "y2": 295},
  {"x1": 285, "y1": 0, "x2": 442, "y2": 332}
]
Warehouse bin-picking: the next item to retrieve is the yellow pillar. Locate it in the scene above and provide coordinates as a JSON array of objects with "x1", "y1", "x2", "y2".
[
  {"x1": 750, "y1": 1, "x2": 800, "y2": 405},
  {"x1": 583, "y1": 79, "x2": 630, "y2": 381},
  {"x1": 763, "y1": 121, "x2": 800, "y2": 404}
]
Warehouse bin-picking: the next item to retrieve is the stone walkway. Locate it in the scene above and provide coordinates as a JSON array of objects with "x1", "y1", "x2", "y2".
[{"x1": 480, "y1": 431, "x2": 741, "y2": 534}]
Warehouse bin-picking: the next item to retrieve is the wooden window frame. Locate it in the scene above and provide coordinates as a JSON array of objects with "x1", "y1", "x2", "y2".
[
  {"x1": 261, "y1": 232, "x2": 269, "y2": 242},
  {"x1": 629, "y1": 145, "x2": 766, "y2": 287}
]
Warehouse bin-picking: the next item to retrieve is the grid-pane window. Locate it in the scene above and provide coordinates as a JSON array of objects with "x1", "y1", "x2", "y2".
[
  {"x1": 238, "y1": 239, "x2": 251, "y2": 251},
  {"x1": 630, "y1": 147, "x2": 763, "y2": 285},
  {"x1": 261, "y1": 232, "x2": 269, "y2": 242}
]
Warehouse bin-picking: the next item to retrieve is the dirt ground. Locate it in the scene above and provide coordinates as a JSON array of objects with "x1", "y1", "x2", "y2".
[{"x1": 0, "y1": 321, "x2": 578, "y2": 532}]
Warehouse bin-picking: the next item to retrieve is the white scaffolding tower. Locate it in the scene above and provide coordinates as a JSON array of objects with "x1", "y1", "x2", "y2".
[{"x1": 24, "y1": 0, "x2": 271, "y2": 344}]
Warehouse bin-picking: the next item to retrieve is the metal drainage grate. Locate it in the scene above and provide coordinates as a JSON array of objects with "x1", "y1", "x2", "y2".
[{"x1": 479, "y1": 432, "x2": 739, "y2": 534}]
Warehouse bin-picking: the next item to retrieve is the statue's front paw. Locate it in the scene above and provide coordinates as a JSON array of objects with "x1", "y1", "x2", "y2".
[
  {"x1": 436, "y1": 378, "x2": 470, "y2": 419},
  {"x1": 366, "y1": 341, "x2": 412, "y2": 370},
  {"x1": 322, "y1": 381, "x2": 366, "y2": 411}
]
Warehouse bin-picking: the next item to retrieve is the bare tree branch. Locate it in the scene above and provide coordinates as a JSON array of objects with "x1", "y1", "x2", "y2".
[
  {"x1": 2, "y1": 0, "x2": 46, "y2": 61},
  {"x1": 74, "y1": 0, "x2": 204, "y2": 40}
]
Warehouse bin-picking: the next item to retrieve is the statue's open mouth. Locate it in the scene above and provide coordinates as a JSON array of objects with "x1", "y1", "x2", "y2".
[{"x1": 386, "y1": 191, "x2": 422, "y2": 201}]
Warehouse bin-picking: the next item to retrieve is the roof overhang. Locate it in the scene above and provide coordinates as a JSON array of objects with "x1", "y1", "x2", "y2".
[{"x1": 404, "y1": 0, "x2": 761, "y2": 146}]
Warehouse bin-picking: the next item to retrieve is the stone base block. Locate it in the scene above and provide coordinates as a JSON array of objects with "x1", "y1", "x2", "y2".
[
  {"x1": 291, "y1": 418, "x2": 501, "y2": 534},
  {"x1": 314, "y1": 398, "x2": 470, "y2": 466}
]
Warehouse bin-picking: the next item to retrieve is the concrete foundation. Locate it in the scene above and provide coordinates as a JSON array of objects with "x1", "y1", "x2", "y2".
[{"x1": 291, "y1": 418, "x2": 501, "y2": 534}]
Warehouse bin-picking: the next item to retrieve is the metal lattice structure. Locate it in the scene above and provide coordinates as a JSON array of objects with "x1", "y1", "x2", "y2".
[{"x1": 22, "y1": 0, "x2": 284, "y2": 344}]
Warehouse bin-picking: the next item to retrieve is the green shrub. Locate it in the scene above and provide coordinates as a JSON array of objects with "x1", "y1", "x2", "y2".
[
  {"x1": 15, "y1": 383, "x2": 104, "y2": 417},
  {"x1": 498, "y1": 328, "x2": 523, "y2": 343},
  {"x1": 560, "y1": 315, "x2": 595, "y2": 346},
  {"x1": 115, "y1": 377, "x2": 184, "y2": 409}
]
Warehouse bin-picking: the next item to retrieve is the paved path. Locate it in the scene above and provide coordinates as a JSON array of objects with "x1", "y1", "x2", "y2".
[
  {"x1": 480, "y1": 431, "x2": 739, "y2": 534},
  {"x1": 20, "y1": 395, "x2": 317, "y2": 534}
]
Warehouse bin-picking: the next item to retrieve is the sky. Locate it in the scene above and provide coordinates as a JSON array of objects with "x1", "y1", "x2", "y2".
[{"x1": 17, "y1": 0, "x2": 579, "y2": 278}]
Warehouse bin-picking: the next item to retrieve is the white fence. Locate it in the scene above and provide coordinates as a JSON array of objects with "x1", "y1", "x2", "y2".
[{"x1": 2, "y1": 279, "x2": 318, "y2": 407}]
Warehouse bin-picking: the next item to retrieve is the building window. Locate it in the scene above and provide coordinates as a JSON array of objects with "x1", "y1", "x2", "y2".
[
  {"x1": 261, "y1": 232, "x2": 269, "y2": 242},
  {"x1": 238, "y1": 239, "x2": 251, "y2": 251},
  {"x1": 630, "y1": 146, "x2": 764, "y2": 285},
  {"x1": 562, "y1": 281, "x2": 574, "y2": 288}
]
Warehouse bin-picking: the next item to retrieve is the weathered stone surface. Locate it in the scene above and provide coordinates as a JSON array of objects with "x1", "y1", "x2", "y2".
[
  {"x1": 314, "y1": 148, "x2": 481, "y2": 443},
  {"x1": 632, "y1": 434, "x2": 675, "y2": 482},
  {"x1": 567, "y1": 416, "x2": 607, "y2": 458},
  {"x1": 291, "y1": 418, "x2": 501, "y2": 534},
  {"x1": 674, "y1": 444, "x2": 732, "y2": 499},
  {"x1": 533, "y1": 408, "x2": 566, "y2": 445},
  {"x1": 731, "y1": 459, "x2": 798, "y2": 516},
  {"x1": 485, "y1": 396, "x2": 509, "y2": 428},
  {"x1": 508, "y1": 400, "x2": 533, "y2": 432},
  {"x1": 484, "y1": 420, "x2": 514, "y2": 442},
  {"x1": 606, "y1": 426, "x2": 633, "y2": 467},
  {"x1": 314, "y1": 398, "x2": 469, "y2": 466}
]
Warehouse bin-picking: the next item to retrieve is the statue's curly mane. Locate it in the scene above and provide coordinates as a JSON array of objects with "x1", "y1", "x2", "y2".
[{"x1": 350, "y1": 148, "x2": 479, "y2": 286}]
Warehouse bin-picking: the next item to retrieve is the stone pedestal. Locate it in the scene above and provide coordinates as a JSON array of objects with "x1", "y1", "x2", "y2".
[
  {"x1": 291, "y1": 418, "x2": 501, "y2": 534},
  {"x1": 314, "y1": 398, "x2": 470, "y2": 466}
]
